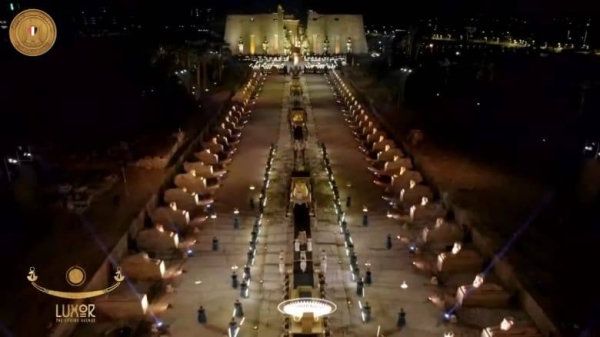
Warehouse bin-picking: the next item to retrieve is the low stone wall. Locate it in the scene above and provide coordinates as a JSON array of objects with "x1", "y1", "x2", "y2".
[
  {"x1": 51, "y1": 85, "x2": 240, "y2": 337},
  {"x1": 340, "y1": 71, "x2": 560, "y2": 337}
]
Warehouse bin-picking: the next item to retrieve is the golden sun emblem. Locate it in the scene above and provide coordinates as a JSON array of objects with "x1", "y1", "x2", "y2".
[{"x1": 65, "y1": 266, "x2": 86, "y2": 287}]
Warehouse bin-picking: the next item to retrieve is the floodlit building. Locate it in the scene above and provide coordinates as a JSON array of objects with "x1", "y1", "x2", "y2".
[{"x1": 224, "y1": 6, "x2": 367, "y2": 55}]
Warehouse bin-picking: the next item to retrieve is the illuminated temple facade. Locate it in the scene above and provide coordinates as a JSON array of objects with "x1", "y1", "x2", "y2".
[{"x1": 224, "y1": 6, "x2": 368, "y2": 55}]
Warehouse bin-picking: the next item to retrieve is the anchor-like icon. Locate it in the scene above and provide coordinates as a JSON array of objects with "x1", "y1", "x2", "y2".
[
  {"x1": 27, "y1": 267, "x2": 38, "y2": 282},
  {"x1": 114, "y1": 267, "x2": 125, "y2": 282}
]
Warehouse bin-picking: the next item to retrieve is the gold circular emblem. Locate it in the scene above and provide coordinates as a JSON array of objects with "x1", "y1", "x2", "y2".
[
  {"x1": 65, "y1": 266, "x2": 86, "y2": 287},
  {"x1": 9, "y1": 9, "x2": 57, "y2": 57}
]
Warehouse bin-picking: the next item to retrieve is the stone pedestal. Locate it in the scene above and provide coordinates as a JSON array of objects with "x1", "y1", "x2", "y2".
[
  {"x1": 456, "y1": 283, "x2": 511, "y2": 308},
  {"x1": 136, "y1": 225, "x2": 179, "y2": 257},
  {"x1": 481, "y1": 322, "x2": 542, "y2": 337},
  {"x1": 163, "y1": 188, "x2": 201, "y2": 211},
  {"x1": 151, "y1": 206, "x2": 189, "y2": 232},
  {"x1": 93, "y1": 287, "x2": 149, "y2": 320},
  {"x1": 437, "y1": 249, "x2": 483, "y2": 274},
  {"x1": 120, "y1": 253, "x2": 166, "y2": 281},
  {"x1": 422, "y1": 220, "x2": 463, "y2": 245}
]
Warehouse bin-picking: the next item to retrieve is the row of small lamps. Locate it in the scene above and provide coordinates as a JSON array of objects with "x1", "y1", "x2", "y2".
[
  {"x1": 327, "y1": 70, "x2": 456, "y2": 337},
  {"x1": 225, "y1": 74, "x2": 271, "y2": 337}
]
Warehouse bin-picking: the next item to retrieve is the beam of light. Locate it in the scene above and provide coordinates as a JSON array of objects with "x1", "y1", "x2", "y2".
[
  {"x1": 446, "y1": 191, "x2": 554, "y2": 316},
  {"x1": 80, "y1": 215, "x2": 162, "y2": 324}
]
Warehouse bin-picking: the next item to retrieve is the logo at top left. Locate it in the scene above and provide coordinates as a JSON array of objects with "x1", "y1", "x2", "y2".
[{"x1": 9, "y1": 8, "x2": 57, "y2": 57}]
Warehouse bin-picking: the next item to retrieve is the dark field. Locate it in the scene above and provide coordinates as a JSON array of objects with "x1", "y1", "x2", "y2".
[{"x1": 0, "y1": 37, "x2": 195, "y2": 154}]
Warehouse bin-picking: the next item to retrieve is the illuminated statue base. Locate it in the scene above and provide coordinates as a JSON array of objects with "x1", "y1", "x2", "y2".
[
  {"x1": 151, "y1": 206, "x2": 190, "y2": 232},
  {"x1": 356, "y1": 125, "x2": 377, "y2": 140},
  {"x1": 409, "y1": 203, "x2": 447, "y2": 222},
  {"x1": 93, "y1": 287, "x2": 150, "y2": 320},
  {"x1": 136, "y1": 226, "x2": 180, "y2": 256},
  {"x1": 456, "y1": 283, "x2": 511, "y2": 308},
  {"x1": 400, "y1": 185, "x2": 435, "y2": 206},
  {"x1": 224, "y1": 119, "x2": 242, "y2": 133},
  {"x1": 422, "y1": 221, "x2": 463, "y2": 245},
  {"x1": 363, "y1": 131, "x2": 387, "y2": 148},
  {"x1": 174, "y1": 174, "x2": 216, "y2": 194},
  {"x1": 481, "y1": 323, "x2": 542, "y2": 337},
  {"x1": 194, "y1": 150, "x2": 222, "y2": 166},
  {"x1": 202, "y1": 140, "x2": 225, "y2": 155},
  {"x1": 184, "y1": 161, "x2": 225, "y2": 179},
  {"x1": 120, "y1": 252, "x2": 166, "y2": 281},
  {"x1": 389, "y1": 171, "x2": 424, "y2": 192},
  {"x1": 369, "y1": 138, "x2": 402, "y2": 152},
  {"x1": 215, "y1": 127, "x2": 240, "y2": 145},
  {"x1": 163, "y1": 189, "x2": 202, "y2": 211},
  {"x1": 380, "y1": 157, "x2": 413, "y2": 175},
  {"x1": 372, "y1": 147, "x2": 404, "y2": 164},
  {"x1": 348, "y1": 114, "x2": 368, "y2": 130},
  {"x1": 437, "y1": 249, "x2": 483, "y2": 274}
]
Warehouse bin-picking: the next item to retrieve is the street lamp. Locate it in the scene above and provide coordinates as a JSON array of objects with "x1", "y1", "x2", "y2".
[
  {"x1": 365, "y1": 261, "x2": 373, "y2": 284},
  {"x1": 231, "y1": 265, "x2": 239, "y2": 288},
  {"x1": 233, "y1": 208, "x2": 240, "y2": 229},
  {"x1": 211, "y1": 213, "x2": 217, "y2": 235}
]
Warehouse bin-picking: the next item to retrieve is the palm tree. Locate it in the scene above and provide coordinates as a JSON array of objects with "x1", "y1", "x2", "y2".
[{"x1": 185, "y1": 40, "x2": 213, "y2": 98}]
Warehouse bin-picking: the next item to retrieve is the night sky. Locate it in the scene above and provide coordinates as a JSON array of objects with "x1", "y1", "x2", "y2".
[
  {"x1": 207, "y1": 0, "x2": 594, "y2": 20},
  {"x1": 34, "y1": 0, "x2": 597, "y2": 23}
]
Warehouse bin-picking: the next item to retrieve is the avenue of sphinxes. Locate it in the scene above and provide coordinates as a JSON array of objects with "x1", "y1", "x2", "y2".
[{"x1": 224, "y1": 6, "x2": 368, "y2": 55}]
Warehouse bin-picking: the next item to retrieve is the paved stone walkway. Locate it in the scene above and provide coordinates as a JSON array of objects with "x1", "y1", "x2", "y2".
[
  {"x1": 159, "y1": 72, "x2": 493, "y2": 337},
  {"x1": 305, "y1": 74, "x2": 481, "y2": 337},
  {"x1": 160, "y1": 75, "x2": 290, "y2": 337}
]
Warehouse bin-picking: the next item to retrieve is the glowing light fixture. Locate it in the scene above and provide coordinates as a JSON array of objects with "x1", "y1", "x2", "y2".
[
  {"x1": 277, "y1": 298, "x2": 337, "y2": 318},
  {"x1": 500, "y1": 317, "x2": 515, "y2": 331},
  {"x1": 400, "y1": 281, "x2": 408, "y2": 289}
]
